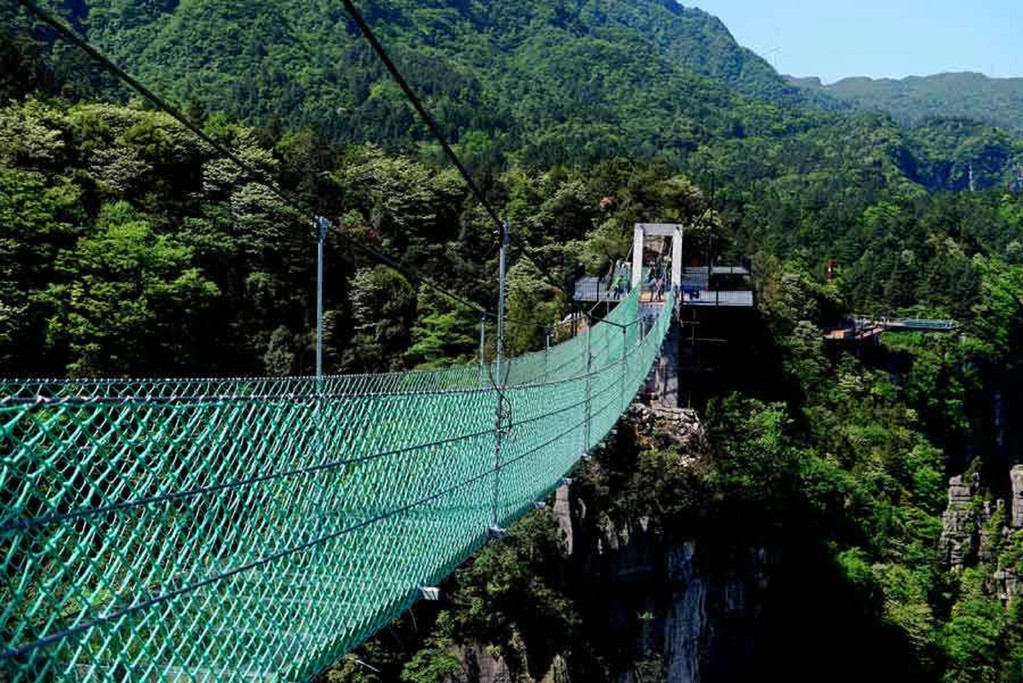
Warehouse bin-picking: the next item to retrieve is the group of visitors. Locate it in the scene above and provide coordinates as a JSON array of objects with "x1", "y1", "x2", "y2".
[{"x1": 604, "y1": 260, "x2": 672, "y2": 301}]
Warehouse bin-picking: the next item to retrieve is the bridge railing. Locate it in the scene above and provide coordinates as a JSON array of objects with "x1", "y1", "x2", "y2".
[{"x1": 0, "y1": 290, "x2": 672, "y2": 682}]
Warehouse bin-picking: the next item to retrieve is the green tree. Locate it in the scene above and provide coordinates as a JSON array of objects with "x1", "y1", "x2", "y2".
[
  {"x1": 343, "y1": 266, "x2": 417, "y2": 373},
  {"x1": 407, "y1": 286, "x2": 479, "y2": 369},
  {"x1": 44, "y1": 201, "x2": 218, "y2": 376}
]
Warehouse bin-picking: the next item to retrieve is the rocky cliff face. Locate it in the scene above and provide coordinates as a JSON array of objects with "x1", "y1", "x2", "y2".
[
  {"x1": 1012, "y1": 465, "x2": 1023, "y2": 529},
  {"x1": 444, "y1": 406, "x2": 782, "y2": 683},
  {"x1": 663, "y1": 542, "x2": 703, "y2": 683},
  {"x1": 939, "y1": 467, "x2": 1023, "y2": 605},
  {"x1": 940, "y1": 474, "x2": 979, "y2": 571}
]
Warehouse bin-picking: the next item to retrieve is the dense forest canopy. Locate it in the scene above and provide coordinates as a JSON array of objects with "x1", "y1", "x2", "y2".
[{"x1": 4, "y1": 1, "x2": 1023, "y2": 680}]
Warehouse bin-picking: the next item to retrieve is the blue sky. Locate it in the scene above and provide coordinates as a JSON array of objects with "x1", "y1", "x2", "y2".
[{"x1": 691, "y1": 0, "x2": 1023, "y2": 84}]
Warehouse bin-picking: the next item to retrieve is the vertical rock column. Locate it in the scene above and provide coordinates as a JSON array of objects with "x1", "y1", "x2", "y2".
[
  {"x1": 664, "y1": 542, "x2": 704, "y2": 683},
  {"x1": 940, "y1": 475, "x2": 978, "y2": 571},
  {"x1": 1011, "y1": 465, "x2": 1023, "y2": 528}
]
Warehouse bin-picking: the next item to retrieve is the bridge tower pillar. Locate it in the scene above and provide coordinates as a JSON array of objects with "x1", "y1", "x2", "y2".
[
  {"x1": 630, "y1": 223, "x2": 685, "y2": 408},
  {"x1": 631, "y1": 224, "x2": 645, "y2": 288},
  {"x1": 671, "y1": 227, "x2": 683, "y2": 291}
]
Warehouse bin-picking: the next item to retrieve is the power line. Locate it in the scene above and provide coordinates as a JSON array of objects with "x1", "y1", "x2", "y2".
[{"x1": 14, "y1": 0, "x2": 492, "y2": 318}]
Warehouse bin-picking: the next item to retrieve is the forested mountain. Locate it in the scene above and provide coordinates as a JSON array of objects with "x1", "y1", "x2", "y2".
[
  {"x1": 791, "y1": 72, "x2": 1023, "y2": 136},
  {"x1": 5, "y1": 0, "x2": 798, "y2": 166},
  {"x1": 6, "y1": 0, "x2": 1023, "y2": 192},
  {"x1": 4, "y1": 2, "x2": 1023, "y2": 681}
]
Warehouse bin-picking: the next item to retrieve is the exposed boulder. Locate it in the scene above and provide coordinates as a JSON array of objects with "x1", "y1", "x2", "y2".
[
  {"x1": 554, "y1": 484, "x2": 574, "y2": 557},
  {"x1": 629, "y1": 404, "x2": 707, "y2": 454}
]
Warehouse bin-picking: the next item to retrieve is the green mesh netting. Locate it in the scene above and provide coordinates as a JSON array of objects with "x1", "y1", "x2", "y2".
[{"x1": 1, "y1": 291, "x2": 673, "y2": 682}]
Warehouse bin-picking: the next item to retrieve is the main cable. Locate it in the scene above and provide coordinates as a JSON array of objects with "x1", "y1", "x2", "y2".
[{"x1": 14, "y1": 0, "x2": 493, "y2": 318}]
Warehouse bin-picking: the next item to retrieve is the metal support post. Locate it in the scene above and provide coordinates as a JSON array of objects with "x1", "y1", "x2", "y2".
[
  {"x1": 478, "y1": 312, "x2": 487, "y2": 385},
  {"x1": 313, "y1": 216, "x2": 330, "y2": 532},
  {"x1": 495, "y1": 224, "x2": 508, "y2": 387},
  {"x1": 543, "y1": 327, "x2": 551, "y2": 384},
  {"x1": 490, "y1": 221, "x2": 510, "y2": 536},
  {"x1": 620, "y1": 325, "x2": 628, "y2": 411},
  {"x1": 315, "y1": 216, "x2": 331, "y2": 381}
]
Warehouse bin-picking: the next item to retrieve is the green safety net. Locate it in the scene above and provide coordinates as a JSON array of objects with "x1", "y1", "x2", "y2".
[{"x1": 1, "y1": 290, "x2": 674, "y2": 682}]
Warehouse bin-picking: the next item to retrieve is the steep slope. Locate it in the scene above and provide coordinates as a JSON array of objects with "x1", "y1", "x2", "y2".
[{"x1": 790, "y1": 72, "x2": 1023, "y2": 135}]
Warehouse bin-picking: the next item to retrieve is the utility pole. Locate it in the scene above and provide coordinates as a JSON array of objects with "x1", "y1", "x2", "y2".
[{"x1": 315, "y1": 216, "x2": 331, "y2": 380}]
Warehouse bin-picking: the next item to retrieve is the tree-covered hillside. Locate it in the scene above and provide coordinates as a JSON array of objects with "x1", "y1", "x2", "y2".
[
  {"x1": 4, "y1": 0, "x2": 799, "y2": 167},
  {"x1": 6, "y1": 0, "x2": 1023, "y2": 193},
  {"x1": 792, "y1": 72, "x2": 1023, "y2": 136}
]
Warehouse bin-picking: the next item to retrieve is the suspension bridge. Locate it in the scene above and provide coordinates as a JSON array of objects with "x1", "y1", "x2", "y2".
[
  {"x1": 3, "y1": 1, "x2": 691, "y2": 679},
  {"x1": 1, "y1": 290, "x2": 676, "y2": 682}
]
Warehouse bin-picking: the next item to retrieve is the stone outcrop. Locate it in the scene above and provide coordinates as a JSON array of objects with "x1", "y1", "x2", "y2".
[
  {"x1": 940, "y1": 474, "x2": 978, "y2": 571},
  {"x1": 939, "y1": 467, "x2": 1022, "y2": 605},
  {"x1": 540, "y1": 655, "x2": 570, "y2": 683},
  {"x1": 1011, "y1": 465, "x2": 1023, "y2": 528},
  {"x1": 629, "y1": 404, "x2": 707, "y2": 454},
  {"x1": 460, "y1": 645, "x2": 513, "y2": 683},
  {"x1": 994, "y1": 568, "x2": 1019, "y2": 604}
]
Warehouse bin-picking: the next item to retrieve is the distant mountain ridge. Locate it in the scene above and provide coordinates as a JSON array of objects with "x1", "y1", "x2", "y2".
[{"x1": 788, "y1": 71, "x2": 1023, "y2": 134}]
